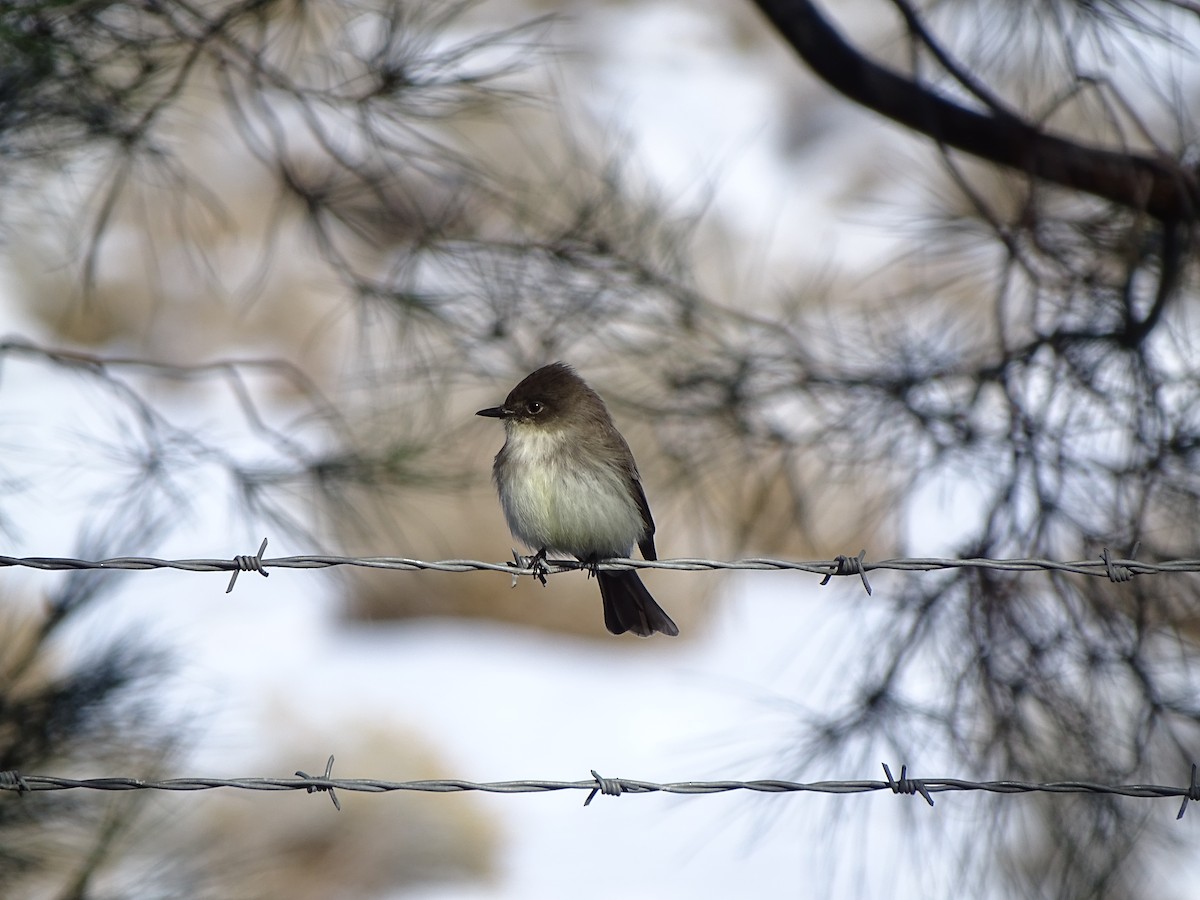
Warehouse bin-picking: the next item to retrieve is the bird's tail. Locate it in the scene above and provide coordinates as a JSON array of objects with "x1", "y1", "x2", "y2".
[{"x1": 597, "y1": 570, "x2": 679, "y2": 637}]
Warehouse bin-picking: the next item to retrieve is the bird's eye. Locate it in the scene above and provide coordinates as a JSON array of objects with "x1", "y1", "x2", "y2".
[{"x1": 525, "y1": 400, "x2": 544, "y2": 415}]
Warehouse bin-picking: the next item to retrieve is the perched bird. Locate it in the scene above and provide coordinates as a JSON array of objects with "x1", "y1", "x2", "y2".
[{"x1": 476, "y1": 363, "x2": 678, "y2": 637}]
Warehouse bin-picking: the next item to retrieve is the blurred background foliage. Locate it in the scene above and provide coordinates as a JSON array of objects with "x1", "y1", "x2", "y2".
[{"x1": 2, "y1": 0, "x2": 1200, "y2": 895}]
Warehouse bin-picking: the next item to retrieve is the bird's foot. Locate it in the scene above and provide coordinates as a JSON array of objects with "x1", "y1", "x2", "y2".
[
  {"x1": 527, "y1": 547, "x2": 550, "y2": 586},
  {"x1": 581, "y1": 553, "x2": 602, "y2": 581},
  {"x1": 507, "y1": 548, "x2": 549, "y2": 587}
]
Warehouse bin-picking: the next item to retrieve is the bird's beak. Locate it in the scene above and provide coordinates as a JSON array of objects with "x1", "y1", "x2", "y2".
[{"x1": 475, "y1": 406, "x2": 508, "y2": 418}]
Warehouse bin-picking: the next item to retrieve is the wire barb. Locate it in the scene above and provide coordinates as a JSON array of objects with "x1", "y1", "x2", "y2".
[
  {"x1": 820, "y1": 549, "x2": 872, "y2": 595},
  {"x1": 226, "y1": 538, "x2": 270, "y2": 593},
  {"x1": 1101, "y1": 541, "x2": 1140, "y2": 583},
  {"x1": 883, "y1": 763, "x2": 933, "y2": 806},
  {"x1": 1178, "y1": 763, "x2": 1200, "y2": 820},
  {"x1": 506, "y1": 549, "x2": 524, "y2": 588},
  {"x1": 0, "y1": 770, "x2": 30, "y2": 794},
  {"x1": 295, "y1": 754, "x2": 341, "y2": 811},
  {"x1": 585, "y1": 769, "x2": 624, "y2": 806}
]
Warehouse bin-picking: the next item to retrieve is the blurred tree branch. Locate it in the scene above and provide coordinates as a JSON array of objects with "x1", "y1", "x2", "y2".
[{"x1": 751, "y1": 0, "x2": 1200, "y2": 222}]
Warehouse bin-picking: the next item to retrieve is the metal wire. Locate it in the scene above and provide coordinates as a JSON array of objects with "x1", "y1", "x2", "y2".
[
  {"x1": 0, "y1": 541, "x2": 1176, "y2": 594},
  {"x1": 3, "y1": 761, "x2": 1199, "y2": 817}
]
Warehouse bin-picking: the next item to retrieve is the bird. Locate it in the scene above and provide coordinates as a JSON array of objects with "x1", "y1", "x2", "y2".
[{"x1": 476, "y1": 362, "x2": 679, "y2": 637}]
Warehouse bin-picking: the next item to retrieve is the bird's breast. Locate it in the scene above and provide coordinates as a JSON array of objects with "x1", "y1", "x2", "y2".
[{"x1": 494, "y1": 426, "x2": 643, "y2": 558}]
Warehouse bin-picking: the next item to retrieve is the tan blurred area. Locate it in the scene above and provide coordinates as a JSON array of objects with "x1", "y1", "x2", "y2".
[
  {"x1": 161, "y1": 717, "x2": 498, "y2": 898},
  {"x1": 5, "y1": 0, "x2": 903, "y2": 648}
]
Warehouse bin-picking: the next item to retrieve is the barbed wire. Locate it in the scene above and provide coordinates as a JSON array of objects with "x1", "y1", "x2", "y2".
[
  {"x1": 4, "y1": 760, "x2": 1199, "y2": 818},
  {"x1": 0, "y1": 540, "x2": 1177, "y2": 594}
]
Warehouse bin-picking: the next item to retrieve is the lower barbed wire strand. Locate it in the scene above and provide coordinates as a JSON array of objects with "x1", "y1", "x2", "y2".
[{"x1": 0, "y1": 770, "x2": 1195, "y2": 810}]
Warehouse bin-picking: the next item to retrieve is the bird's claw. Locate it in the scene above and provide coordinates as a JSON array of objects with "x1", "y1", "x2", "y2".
[
  {"x1": 508, "y1": 547, "x2": 550, "y2": 586},
  {"x1": 529, "y1": 547, "x2": 550, "y2": 586},
  {"x1": 582, "y1": 553, "x2": 602, "y2": 581}
]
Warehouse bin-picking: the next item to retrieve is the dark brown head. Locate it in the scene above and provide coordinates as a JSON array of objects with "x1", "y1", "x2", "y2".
[{"x1": 475, "y1": 362, "x2": 609, "y2": 428}]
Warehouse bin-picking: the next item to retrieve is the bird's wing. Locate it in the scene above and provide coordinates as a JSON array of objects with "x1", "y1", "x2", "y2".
[{"x1": 632, "y1": 476, "x2": 657, "y2": 561}]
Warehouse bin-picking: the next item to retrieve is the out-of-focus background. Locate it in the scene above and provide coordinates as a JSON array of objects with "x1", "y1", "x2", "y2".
[{"x1": 3, "y1": 0, "x2": 1200, "y2": 897}]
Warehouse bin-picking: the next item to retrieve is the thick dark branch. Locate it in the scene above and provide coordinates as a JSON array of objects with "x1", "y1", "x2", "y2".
[{"x1": 751, "y1": 0, "x2": 1200, "y2": 223}]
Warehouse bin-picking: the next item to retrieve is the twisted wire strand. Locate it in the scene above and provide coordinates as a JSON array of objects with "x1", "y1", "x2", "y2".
[
  {"x1": 0, "y1": 548, "x2": 1180, "y2": 586},
  {"x1": 3, "y1": 764, "x2": 1199, "y2": 817}
]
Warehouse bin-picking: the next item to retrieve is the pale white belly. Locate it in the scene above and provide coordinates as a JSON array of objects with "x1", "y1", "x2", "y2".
[{"x1": 497, "y1": 430, "x2": 642, "y2": 558}]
